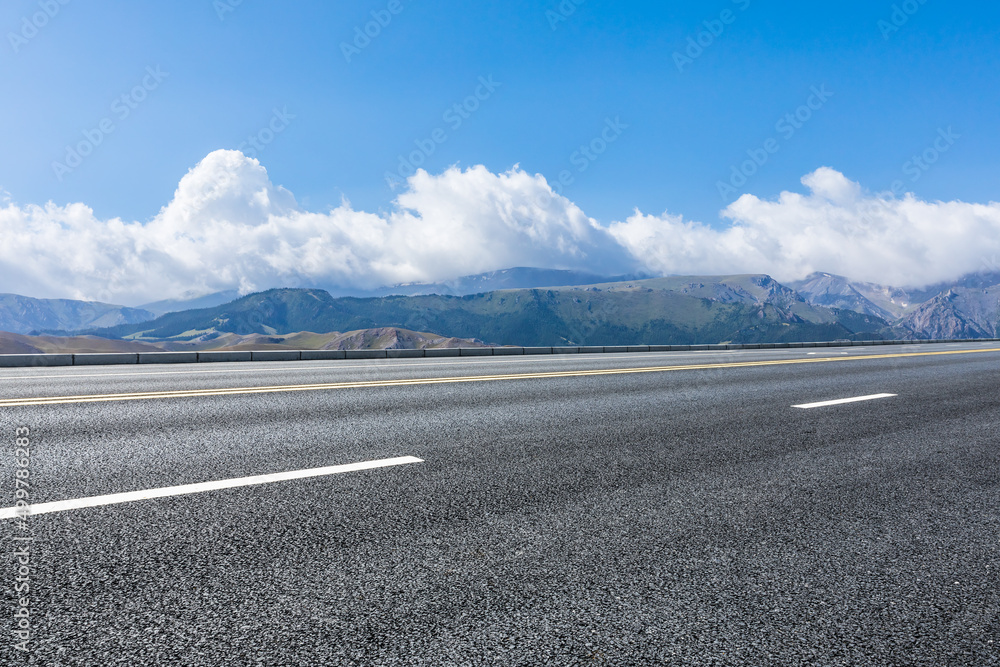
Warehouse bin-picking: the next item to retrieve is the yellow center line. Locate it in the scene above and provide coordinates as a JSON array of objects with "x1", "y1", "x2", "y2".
[{"x1": 2, "y1": 347, "x2": 998, "y2": 407}]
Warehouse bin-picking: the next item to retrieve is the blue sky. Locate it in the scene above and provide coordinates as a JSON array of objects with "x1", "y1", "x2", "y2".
[
  {"x1": 2, "y1": 0, "x2": 995, "y2": 225},
  {"x1": 1, "y1": 1, "x2": 999, "y2": 303}
]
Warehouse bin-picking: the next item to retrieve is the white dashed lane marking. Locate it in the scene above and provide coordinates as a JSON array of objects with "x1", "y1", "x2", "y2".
[
  {"x1": 0, "y1": 456, "x2": 423, "y2": 520},
  {"x1": 793, "y1": 393, "x2": 897, "y2": 409}
]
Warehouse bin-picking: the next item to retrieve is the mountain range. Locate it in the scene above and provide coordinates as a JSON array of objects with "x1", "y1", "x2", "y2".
[
  {"x1": 139, "y1": 290, "x2": 241, "y2": 317},
  {"x1": 791, "y1": 271, "x2": 1000, "y2": 338},
  {"x1": 0, "y1": 294, "x2": 154, "y2": 335},
  {"x1": 368, "y1": 267, "x2": 643, "y2": 297},
  {"x1": 129, "y1": 269, "x2": 639, "y2": 317},
  {"x1": 6, "y1": 268, "x2": 1000, "y2": 350},
  {"x1": 70, "y1": 274, "x2": 901, "y2": 348}
]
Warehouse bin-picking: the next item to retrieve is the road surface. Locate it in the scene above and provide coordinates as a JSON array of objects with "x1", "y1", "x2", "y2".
[{"x1": 1, "y1": 343, "x2": 998, "y2": 665}]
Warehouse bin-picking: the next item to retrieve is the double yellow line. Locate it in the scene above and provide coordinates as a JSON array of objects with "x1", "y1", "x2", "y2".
[{"x1": 1, "y1": 347, "x2": 997, "y2": 408}]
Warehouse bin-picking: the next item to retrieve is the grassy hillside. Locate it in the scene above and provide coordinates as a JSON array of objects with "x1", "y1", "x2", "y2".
[{"x1": 80, "y1": 275, "x2": 903, "y2": 347}]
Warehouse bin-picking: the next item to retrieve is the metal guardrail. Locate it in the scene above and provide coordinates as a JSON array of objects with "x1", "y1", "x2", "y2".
[{"x1": 0, "y1": 338, "x2": 995, "y2": 367}]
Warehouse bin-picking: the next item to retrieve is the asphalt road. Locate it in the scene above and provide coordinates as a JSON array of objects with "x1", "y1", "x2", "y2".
[{"x1": 1, "y1": 343, "x2": 998, "y2": 665}]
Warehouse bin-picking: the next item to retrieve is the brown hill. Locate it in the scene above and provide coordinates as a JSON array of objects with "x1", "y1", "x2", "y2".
[
  {"x1": 160, "y1": 327, "x2": 488, "y2": 351},
  {"x1": 0, "y1": 332, "x2": 163, "y2": 354},
  {"x1": 0, "y1": 327, "x2": 487, "y2": 355}
]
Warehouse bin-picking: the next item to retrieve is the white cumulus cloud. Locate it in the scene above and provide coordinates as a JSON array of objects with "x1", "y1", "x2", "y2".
[
  {"x1": 0, "y1": 152, "x2": 997, "y2": 306},
  {"x1": 0, "y1": 151, "x2": 632, "y2": 304},
  {"x1": 610, "y1": 167, "x2": 1000, "y2": 288}
]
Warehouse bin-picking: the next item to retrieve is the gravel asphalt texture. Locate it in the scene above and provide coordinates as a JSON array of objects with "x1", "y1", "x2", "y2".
[{"x1": 0, "y1": 343, "x2": 998, "y2": 665}]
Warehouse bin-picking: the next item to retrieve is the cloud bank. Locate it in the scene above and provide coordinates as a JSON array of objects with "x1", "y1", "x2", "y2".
[
  {"x1": 612, "y1": 167, "x2": 1000, "y2": 288},
  {"x1": 2, "y1": 151, "x2": 997, "y2": 305}
]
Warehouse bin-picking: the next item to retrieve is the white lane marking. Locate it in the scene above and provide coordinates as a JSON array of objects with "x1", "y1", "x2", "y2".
[
  {"x1": 0, "y1": 456, "x2": 423, "y2": 520},
  {"x1": 793, "y1": 393, "x2": 897, "y2": 409}
]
